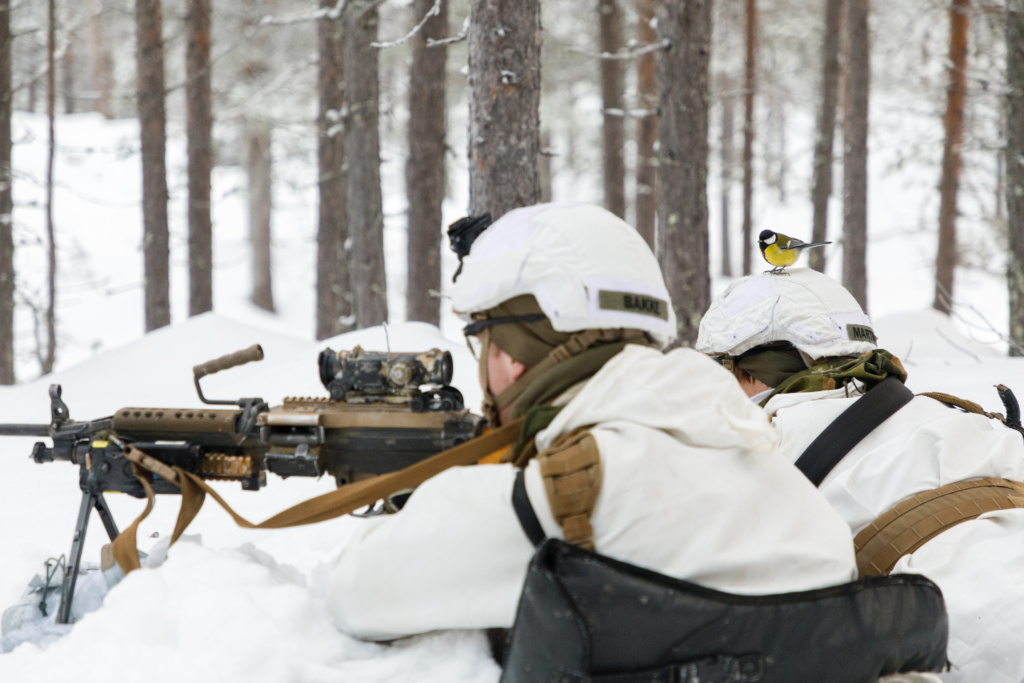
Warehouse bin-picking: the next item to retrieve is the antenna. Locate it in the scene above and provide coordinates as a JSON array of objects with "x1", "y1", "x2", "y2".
[{"x1": 383, "y1": 322, "x2": 391, "y2": 353}]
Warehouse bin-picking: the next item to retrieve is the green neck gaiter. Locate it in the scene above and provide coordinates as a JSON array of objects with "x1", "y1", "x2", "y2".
[{"x1": 758, "y1": 349, "x2": 908, "y2": 407}]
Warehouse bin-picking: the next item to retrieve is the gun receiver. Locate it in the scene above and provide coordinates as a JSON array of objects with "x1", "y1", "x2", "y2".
[{"x1": 0, "y1": 345, "x2": 482, "y2": 624}]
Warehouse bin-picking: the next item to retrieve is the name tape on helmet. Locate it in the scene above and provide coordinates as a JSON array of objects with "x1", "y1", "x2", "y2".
[
  {"x1": 598, "y1": 290, "x2": 669, "y2": 321},
  {"x1": 847, "y1": 324, "x2": 877, "y2": 344}
]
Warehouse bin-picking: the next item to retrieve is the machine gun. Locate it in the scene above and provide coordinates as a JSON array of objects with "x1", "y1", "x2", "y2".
[{"x1": 0, "y1": 344, "x2": 482, "y2": 624}]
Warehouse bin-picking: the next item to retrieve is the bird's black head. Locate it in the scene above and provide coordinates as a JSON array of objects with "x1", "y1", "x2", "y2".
[{"x1": 758, "y1": 229, "x2": 775, "y2": 245}]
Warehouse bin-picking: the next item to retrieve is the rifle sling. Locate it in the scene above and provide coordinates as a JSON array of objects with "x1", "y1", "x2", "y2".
[
  {"x1": 112, "y1": 418, "x2": 524, "y2": 573},
  {"x1": 794, "y1": 376, "x2": 914, "y2": 487}
]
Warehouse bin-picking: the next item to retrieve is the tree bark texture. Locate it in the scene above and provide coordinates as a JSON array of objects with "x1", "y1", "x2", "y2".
[
  {"x1": 44, "y1": 0, "x2": 57, "y2": 372},
  {"x1": 809, "y1": 0, "x2": 844, "y2": 273},
  {"x1": 741, "y1": 0, "x2": 756, "y2": 275},
  {"x1": 933, "y1": 0, "x2": 970, "y2": 315},
  {"x1": 468, "y1": 0, "x2": 542, "y2": 220},
  {"x1": 539, "y1": 129, "x2": 552, "y2": 203},
  {"x1": 88, "y1": 0, "x2": 113, "y2": 118},
  {"x1": 656, "y1": 0, "x2": 711, "y2": 347},
  {"x1": 842, "y1": 0, "x2": 869, "y2": 311},
  {"x1": 1007, "y1": 0, "x2": 1024, "y2": 356},
  {"x1": 186, "y1": 0, "x2": 213, "y2": 316},
  {"x1": 635, "y1": 0, "x2": 657, "y2": 250},
  {"x1": 345, "y1": 1, "x2": 387, "y2": 328},
  {"x1": 61, "y1": 35, "x2": 74, "y2": 115},
  {"x1": 720, "y1": 76, "x2": 733, "y2": 277},
  {"x1": 246, "y1": 123, "x2": 274, "y2": 312},
  {"x1": 316, "y1": 2, "x2": 350, "y2": 340},
  {"x1": 0, "y1": 0, "x2": 13, "y2": 384},
  {"x1": 135, "y1": 0, "x2": 170, "y2": 332},
  {"x1": 405, "y1": 0, "x2": 448, "y2": 327},
  {"x1": 599, "y1": 0, "x2": 626, "y2": 218}
]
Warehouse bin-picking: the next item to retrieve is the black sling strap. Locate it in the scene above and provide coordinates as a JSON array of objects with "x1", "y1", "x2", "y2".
[
  {"x1": 794, "y1": 376, "x2": 914, "y2": 486},
  {"x1": 512, "y1": 469, "x2": 546, "y2": 547}
]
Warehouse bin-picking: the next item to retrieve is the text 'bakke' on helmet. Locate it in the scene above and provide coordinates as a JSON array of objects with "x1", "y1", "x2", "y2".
[
  {"x1": 696, "y1": 268, "x2": 878, "y2": 361},
  {"x1": 449, "y1": 202, "x2": 677, "y2": 348}
]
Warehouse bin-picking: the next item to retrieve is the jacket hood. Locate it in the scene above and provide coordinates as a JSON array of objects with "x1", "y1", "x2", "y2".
[{"x1": 537, "y1": 345, "x2": 779, "y2": 455}]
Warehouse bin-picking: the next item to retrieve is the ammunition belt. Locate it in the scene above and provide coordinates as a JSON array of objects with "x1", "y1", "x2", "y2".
[{"x1": 854, "y1": 477, "x2": 1024, "y2": 577}]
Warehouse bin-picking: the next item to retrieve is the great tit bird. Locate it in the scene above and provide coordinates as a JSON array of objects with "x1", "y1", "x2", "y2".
[{"x1": 758, "y1": 230, "x2": 831, "y2": 272}]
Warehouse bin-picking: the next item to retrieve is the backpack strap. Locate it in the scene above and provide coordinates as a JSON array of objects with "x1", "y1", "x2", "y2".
[
  {"x1": 794, "y1": 376, "x2": 914, "y2": 486},
  {"x1": 854, "y1": 477, "x2": 1024, "y2": 577},
  {"x1": 512, "y1": 469, "x2": 545, "y2": 547},
  {"x1": 510, "y1": 426, "x2": 603, "y2": 551}
]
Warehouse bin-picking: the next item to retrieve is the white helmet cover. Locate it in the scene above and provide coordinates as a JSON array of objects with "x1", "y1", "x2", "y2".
[
  {"x1": 696, "y1": 268, "x2": 877, "y2": 361},
  {"x1": 450, "y1": 202, "x2": 677, "y2": 347}
]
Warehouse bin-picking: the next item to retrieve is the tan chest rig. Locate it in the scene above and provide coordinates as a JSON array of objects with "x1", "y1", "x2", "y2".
[{"x1": 509, "y1": 425, "x2": 603, "y2": 551}]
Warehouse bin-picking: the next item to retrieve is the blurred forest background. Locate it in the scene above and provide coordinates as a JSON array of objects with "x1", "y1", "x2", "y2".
[{"x1": 0, "y1": 0, "x2": 1022, "y2": 385}]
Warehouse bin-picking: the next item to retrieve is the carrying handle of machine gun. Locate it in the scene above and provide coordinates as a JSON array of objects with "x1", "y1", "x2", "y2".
[{"x1": 192, "y1": 344, "x2": 264, "y2": 407}]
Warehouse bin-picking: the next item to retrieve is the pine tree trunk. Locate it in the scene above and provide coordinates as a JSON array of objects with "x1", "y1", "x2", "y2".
[
  {"x1": 136, "y1": 0, "x2": 170, "y2": 331},
  {"x1": 809, "y1": 0, "x2": 844, "y2": 273},
  {"x1": 599, "y1": 0, "x2": 625, "y2": 218},
  {"x1": 842, "y1": 0, "x2": 869, "y2": 311},
  {"x1": 405, "y1": 0, "x2": 447, "y2": 327},
  {"x1": 1007, "y1": 0, "x2": 1024, "y2": 356},
  {"x1": 186, "y1": 0, "x2": 213, "y2": 316},
  {"x1": 933, "y1": 0, "x2": 970, "y2": 315},
  {"x1": 0, "y1": 0, "x2": 13, "y2": 384},
  {"x1": 720, "y1": 75, "x2": 733, "y2": 277},
  {"x1": 246, "y1": 123, "x2": 274, "y2": 312},
  {"x1": 88, "y1": 0, "x2": 113, "y2": 118},
  {"x1": 656, "y1": 0, "x2": 711, "y2": 347},
  {"x1": 468, "y1": 0, "x2": 541, "y2": 220},
  {"x1": 635, "y1": 0, "x2": 657, "y2": 250},
  {"x1": 316, "y1": 1, "x2": 350, "y2": 340},
  {"x1": 345, "y1": 0, "x2": 387, "y2": 328},
  {"x1": 539, "y1": 129, "x2": 552, "y2": 202},
  {"x1": 43, "y1": 0, "x2": 57, "y2": 372},
  {"x1": 741, "y1": 0, "x2": 756, "y2": 276},
  {"x1": 61, "y1": 33, "x2": 74, "y2": 115}
]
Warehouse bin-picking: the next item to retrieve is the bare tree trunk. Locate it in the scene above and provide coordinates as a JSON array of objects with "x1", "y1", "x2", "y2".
[
  {"x1": 468, "y1": 0, "x2": 541, "y2": 219},
  {"x1": 88, "y1": 0, "x2": 113, "y2": 118},
  {"x1": 656, "y1": 0, "x2": 711, "y2": 347},
  {"x1": 539, "y1": 129, "x2": 552, "y2": 202},
  {"x1": 186, "y1": 0, "x2": 213, "y2": 316},
  {"x1": 720, "y1": 74, "x2": 733, "y2": 277},
  {"x1": 136, "y1": 0, "x2": 170, "y2": 331},
  {"x1": 741, "y1": 0, "x2": 756, "y2": 275},
  {"x1": 635, "y1": 0, "x2": 657, "y2": 249},
  {"x1": 345, "y1": 0, "x2": 387, "y2": 327},
  {"x1": 61, "y1": 32, "x2": 74, "y2": 114},
  {"x1": 842, "y1": 0, "x2": 869, "y2": 311},
  {"x1": 316, "y1": 1, "x2": 350, "y2": 340},
  {"x1": 1007, "y1": 0, "x2": 1024, "y2": 356},
  {"x1": 0, "y1": 0, "x2": 13, "y2": 384},
  {"x1": 246, "y1": 123, "x2": 274, "y2": 312},
  {"x1": 599, "y1": 0, "x2": 626, "y2": 218},
  {"x1": 809, "y1": 0, "x2": 845, "y2": 273},
  {"x1": 933, "y1": 0, "x2": 970, "y2": 315},
  {"x1": 405, "y1": 0, "x2": 447, "y2": 327},
  {"x1": 43, "y1": 0, "x2": 57, "y2": 373}
]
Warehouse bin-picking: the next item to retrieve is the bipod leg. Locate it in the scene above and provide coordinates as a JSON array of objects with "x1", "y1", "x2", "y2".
[
  {"x1": 93, "y1": 492, "x2": 120, "y2": 541},
  {"x1": 57, "y1": 490, "x2": 96, "y2": 624}
]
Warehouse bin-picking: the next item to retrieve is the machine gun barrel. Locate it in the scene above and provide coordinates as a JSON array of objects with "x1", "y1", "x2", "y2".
[{"x1": 0, "y1": 423, "x2": 51, "y2": 437}]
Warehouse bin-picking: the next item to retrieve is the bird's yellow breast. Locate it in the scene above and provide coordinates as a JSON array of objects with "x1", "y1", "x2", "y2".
[{"x1": 763, "y1": 243, "x2": 799, "y2": 267}]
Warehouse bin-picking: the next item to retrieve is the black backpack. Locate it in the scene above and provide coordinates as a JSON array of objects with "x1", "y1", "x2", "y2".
[{"x1": 500, "y1": 539, "x2": 948, "y2": 683}]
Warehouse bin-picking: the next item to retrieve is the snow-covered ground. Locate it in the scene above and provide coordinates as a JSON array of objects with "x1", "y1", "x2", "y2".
[{"x1": 0, "y1": 98, "x2": 1022, "y2": 683}]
